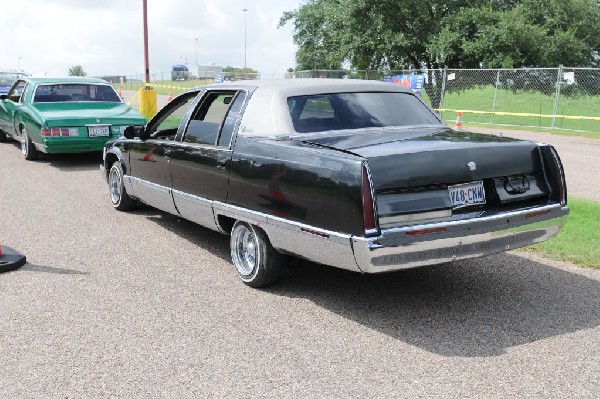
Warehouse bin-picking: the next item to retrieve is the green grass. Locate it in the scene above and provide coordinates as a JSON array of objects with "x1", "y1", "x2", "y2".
[
  {"x1": 523, "y1": 197, "x2": 600, "y2": 268},
  {"x1": 434, "y1": 86, "x2": 600, "y2": 134}
]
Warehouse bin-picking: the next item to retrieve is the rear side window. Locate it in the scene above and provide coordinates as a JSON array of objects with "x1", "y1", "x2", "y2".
[
  {"x1": 184, "y1": 91, "x2": 238, "y2": 146},
  {"x1": 7, "y1": 80, "x2": 28, "y2": 102},
  {"x1": 287, "y1": 92, "x2": 441, "y2": 133}
]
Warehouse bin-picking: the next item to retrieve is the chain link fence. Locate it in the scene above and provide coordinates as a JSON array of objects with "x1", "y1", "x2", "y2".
[
  {"x1": 286, "y1": 67, "x2": 600, "y2": 134},
  {"x1": 107, "y1": 66, "x2": 599, "y2": 133}
]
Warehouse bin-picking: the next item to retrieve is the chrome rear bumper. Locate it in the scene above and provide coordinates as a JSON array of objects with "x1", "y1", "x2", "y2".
[{"x1": 352, "y1": 204, "x2": 569, "y2": 273}]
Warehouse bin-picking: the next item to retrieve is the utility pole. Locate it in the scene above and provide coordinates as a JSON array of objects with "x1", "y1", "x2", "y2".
[
  {"x1": 243, "y1": 8, "x2": 248, "y2": 71},
  {"x1": 143, "y1": 0, "x2": 150, "y2": 83}
]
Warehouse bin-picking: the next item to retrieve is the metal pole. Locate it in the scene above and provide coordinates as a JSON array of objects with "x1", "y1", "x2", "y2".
[
  {"x1": 439, "y1": 67, "x2": 447, "y2": 110},
  {"x1": 491, "y1": 69, "x2": 501, "y2": 124},
  {"x1": 552, "y1": 65, "x2": 563, "y2": 129},
  {"x1": 243, "y1": 9, "x2": 248, "y2": 71},
  {"x1": 195, "y1": 38, "x2": 198, "y2": 68},
  {"x1": 142, "y1": 0, "x2": 150, "y2": 84}
]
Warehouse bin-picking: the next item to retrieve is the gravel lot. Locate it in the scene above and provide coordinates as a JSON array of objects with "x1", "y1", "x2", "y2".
[{"x1": 1, "y1": 104, "x2": 599, "y2": 397}]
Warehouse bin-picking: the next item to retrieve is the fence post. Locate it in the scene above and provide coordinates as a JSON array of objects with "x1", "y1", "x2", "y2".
[
  {"x1": 491, "y1": 69, "x2": 501, "y2": 124},
  {"x1": 439, "y1": 67, "x2": 447, "y2": 111},
  {"x1": 552, "y1": 65, "x2": 563, "y2": 129}
]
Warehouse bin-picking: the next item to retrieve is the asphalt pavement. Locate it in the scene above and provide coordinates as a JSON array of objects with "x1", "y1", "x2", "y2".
[{"x1": 0, "y1": 105, "x2": 599, "y2": 397}]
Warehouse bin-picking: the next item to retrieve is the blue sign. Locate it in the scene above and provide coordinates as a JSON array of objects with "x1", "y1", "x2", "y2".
[{"x1": 384, "y1": 74, "x2": 425, "y2": 96}]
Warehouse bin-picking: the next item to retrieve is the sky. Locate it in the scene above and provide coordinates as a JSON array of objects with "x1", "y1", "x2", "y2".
[{"x1": 0, "y1": 0, "x2": 302, "y2": 79}]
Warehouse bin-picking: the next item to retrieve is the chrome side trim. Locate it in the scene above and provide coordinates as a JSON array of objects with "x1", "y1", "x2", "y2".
[
  {"x1": 213, "y1": 203, "x2": 361, "y2": 272},
  {"x1": 353, "y1": 205, "x2": 569, "y2": 273},
  {"x1": 127, "y1": 176, "x2": 178, "y2": 215},
  {"x1": 123, "y1": 175, "x2": 137, "y2": 197},
  {"x1": 172, "y1": 190, "x2": 220, "y2": 232}
]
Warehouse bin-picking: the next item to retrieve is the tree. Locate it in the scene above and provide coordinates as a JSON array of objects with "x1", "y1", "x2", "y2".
[
  {"x1": 68, "y1": 65, "x2": 86, "y2": 76},
  {"x1": 280, "y1": 0, "x2": 600, "y2": 106},
  {"x1": 223, "y1": 66, "x2": 259, "y2": 74}
]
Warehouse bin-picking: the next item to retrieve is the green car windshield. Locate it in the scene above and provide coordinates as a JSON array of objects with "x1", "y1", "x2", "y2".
[{"x1": 33, "y1": 83, "x2": 121, "y2": 103}]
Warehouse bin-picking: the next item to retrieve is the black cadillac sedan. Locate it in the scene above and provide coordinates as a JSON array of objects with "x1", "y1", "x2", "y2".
[{"x1": 101, "y1": 79, "x2": 568, "y2": 287}]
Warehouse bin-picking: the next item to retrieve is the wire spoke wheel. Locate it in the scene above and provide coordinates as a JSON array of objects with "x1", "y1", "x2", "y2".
[
  {"x1": 232, "y1": 224, "x2": 258, "y2": 277},
  {"x1": 21, "y1": 131, "x2": 28, "y2": 156},
  {"x1": 108, "y1": 161, "x2": 135, "y2": 211},
  {"x1": 230, "y1": 222, "x2": 283, "y2": 288},
  {"x1": 109, "y1": 166, "x2": 122, "y2": 205}
]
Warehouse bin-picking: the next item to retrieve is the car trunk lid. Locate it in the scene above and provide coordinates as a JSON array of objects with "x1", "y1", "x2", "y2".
[
  {"x1": 292, "y1": 127, "x2": 551, "y2": 228},
  {"x1": 33, "y1": 102, "x2": 145, "y2": 127}
]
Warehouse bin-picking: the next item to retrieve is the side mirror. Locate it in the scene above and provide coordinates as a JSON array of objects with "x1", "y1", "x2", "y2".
[
  {"x1": 123, "y1": 125, "x2": 145, "y2": 140},
  {"x1": 0, "y1": 94, "x2": 7, "y2": 101}
]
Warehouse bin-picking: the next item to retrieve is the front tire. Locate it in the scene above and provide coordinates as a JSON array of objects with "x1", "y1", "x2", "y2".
[
  {"x1": 21, "y1": 129, "x2": 39, "y2": 161},
  {"x1": 230, "y1": 222, "x2": 282, "y2": 288},
  {"x1": 108, "y1": 161, "x2": 136, "y2": 211}
]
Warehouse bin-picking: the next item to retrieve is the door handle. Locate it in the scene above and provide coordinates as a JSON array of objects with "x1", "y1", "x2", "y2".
[{"x1": 217, "y1": 160, "x2": 227, "y2": 169}]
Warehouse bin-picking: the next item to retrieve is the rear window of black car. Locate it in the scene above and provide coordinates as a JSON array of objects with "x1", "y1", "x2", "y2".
[
  {"x1": 287, "y1": 92, "x2": 441, "y2": 133},
  {"x1": 33, "y1": 84, "x2": 121, "y2": 103}
]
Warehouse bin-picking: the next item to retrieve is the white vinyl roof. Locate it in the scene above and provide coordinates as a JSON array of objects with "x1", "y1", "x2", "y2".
[{"x1": 218, "y1": 79, "x2": 413, "y2": 137}]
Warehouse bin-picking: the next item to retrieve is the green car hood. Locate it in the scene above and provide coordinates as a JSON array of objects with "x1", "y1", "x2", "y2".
[{"x1": 32, "y1": 102, "x2": 146, "y2": 127}]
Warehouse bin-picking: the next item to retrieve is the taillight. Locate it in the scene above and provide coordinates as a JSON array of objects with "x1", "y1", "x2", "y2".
[
  {"x1": 550, "y1": 147, "x2": 567, "y2": 205},
  {"x1": 362, "y1": 162, "x2": 379, "y2": 236},
  {"x1": 41, "y1": 128, "x2": 79, "y2": 137}
]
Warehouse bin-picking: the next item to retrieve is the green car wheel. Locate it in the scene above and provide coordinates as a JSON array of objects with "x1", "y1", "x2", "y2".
[{"x1": 21, "y1": 129, "x2": 39, "y2": 161}]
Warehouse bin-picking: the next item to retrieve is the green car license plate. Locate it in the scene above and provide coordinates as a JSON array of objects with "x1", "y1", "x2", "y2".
[
  {"x1": 88, "y1": 125, "x2": 110, "y2": 137},
  {"x1": 448, "y1": 181, "x2": 486, "y2": 208}
]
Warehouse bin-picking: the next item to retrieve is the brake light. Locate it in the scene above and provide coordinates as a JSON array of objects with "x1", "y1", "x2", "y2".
[
  {"x1": 362, "y1": 162, "x2": 378, "y2": 235},
  {"x1": 550, "y1": 147, "x2": 567, "y2": 205},
  {"x1": 526, "y1": 210, "x2": 551, "y2": 218},
  {"x1": 406, "y1": 228, "x2": 447, "y2": 236},
  {"x1": 41, "y1": 128, "x2": 79, "y2": 137}
]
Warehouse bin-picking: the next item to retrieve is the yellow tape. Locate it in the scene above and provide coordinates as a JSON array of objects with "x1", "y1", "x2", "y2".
[
  {"x1": 144, "y1": 83, "x2": 188, "y2": 91},
  {"x1": 126, "y1": 91, "x2": 139, "y2": 105},
  {"x1": 435, "y1": 109, "x2": 600, "y2": 121}
]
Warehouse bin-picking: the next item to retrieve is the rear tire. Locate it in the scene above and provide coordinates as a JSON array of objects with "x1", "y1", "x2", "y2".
[
  {"x1": 21, "y1": 129, "x2": 39, "y2": 161},
  {"x1": 108, "y1": 161, "x2": 136, "y2": 211},
  {"x1": 230, "y1": 222, "x2": 282, "y2": 288}
]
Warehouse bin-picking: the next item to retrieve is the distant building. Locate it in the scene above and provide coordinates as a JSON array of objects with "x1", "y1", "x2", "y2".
[{"x1": 197, "y1": 63, "x2": 223, "y2": 79}]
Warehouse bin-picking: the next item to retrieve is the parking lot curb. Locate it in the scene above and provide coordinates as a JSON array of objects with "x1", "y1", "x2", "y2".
[{"x1": 0, "y1": 245, "x2": 27, "y2": 272}]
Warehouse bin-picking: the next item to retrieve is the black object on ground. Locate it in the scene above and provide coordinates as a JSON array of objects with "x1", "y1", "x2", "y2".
[{"x1": 0, "y1": 245, "x2": 27, "y2": 272}]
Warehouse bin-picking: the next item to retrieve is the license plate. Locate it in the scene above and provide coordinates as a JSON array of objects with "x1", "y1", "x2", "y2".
[
  {"x1": 88, "y1": 125, "x2": 110, "y2": 137},
  {"x1": 448, "y1": 181, "x2": 486, "y2": 208}
]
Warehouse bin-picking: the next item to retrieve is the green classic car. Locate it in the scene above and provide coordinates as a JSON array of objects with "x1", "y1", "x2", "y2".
[{"x1": 0, "y1": 77, "x2": 146, "y2": 160}]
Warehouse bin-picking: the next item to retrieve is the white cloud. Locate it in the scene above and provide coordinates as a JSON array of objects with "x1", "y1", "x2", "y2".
[{"x1": 1, "y1": 0, "x2": 301, "y2": 78}]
